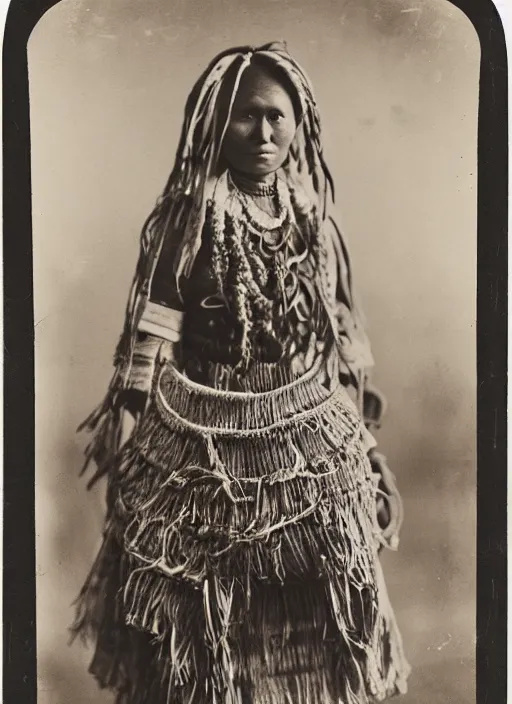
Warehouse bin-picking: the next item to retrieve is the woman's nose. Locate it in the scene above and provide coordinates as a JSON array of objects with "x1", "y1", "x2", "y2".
[{"x1": 253, "y1": 117, "x2": 272, "y2": 143}]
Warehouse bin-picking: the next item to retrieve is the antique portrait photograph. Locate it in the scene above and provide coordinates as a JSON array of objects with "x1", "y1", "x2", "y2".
[{"x1": 25, "y1": 0, "x2": 482, "y2": 701}]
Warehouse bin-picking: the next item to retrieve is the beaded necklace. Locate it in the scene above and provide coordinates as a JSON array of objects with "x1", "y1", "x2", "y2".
[
  {"x1": 207, "y1": 171, "x2": 326, "y2": 368},
  {"x1": 229, "y1": 172, "x2": 290, "y2": 232},
  {"x1": 230, "y1": 171, "x2": 278, "y2": 197}
]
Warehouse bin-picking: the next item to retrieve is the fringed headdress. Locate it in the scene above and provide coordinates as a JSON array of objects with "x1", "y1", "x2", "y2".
[{"x1": 79, "y1": 41, "x2": 367, "y2": 486}]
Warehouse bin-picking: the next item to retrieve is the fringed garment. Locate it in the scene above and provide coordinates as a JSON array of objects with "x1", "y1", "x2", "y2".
[
  {"x1": 73, "y1": 346, "x2": 409, "y2": 704},
  {"x1": 72, "y1": 174, "x2": 410, "y2": 702}
]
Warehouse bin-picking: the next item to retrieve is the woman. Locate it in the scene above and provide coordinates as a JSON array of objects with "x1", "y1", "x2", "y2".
[{"x1": 73, "y1": 42, "x2": 410, "y2": 704}]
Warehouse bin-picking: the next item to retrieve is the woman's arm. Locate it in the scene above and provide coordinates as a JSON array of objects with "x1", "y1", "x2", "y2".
[
  {"x1": 325, "y1": 214, "x2": 403, "y2": 550},
  {"x1": 119, "y1": 228, "x2": 186, "y2": 419},
  {"x1": 323, "y1": 214, "x2": 374, "y2": 390}
]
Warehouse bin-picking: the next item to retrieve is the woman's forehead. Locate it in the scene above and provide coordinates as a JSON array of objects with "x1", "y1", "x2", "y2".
[{"x1": 232, "y1": 65, "x2": 295, "y2": 109}]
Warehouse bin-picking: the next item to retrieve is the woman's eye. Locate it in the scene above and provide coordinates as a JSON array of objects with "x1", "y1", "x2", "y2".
[{"x1": 268, "y1": 112, "x2": 283, "y2": 123}]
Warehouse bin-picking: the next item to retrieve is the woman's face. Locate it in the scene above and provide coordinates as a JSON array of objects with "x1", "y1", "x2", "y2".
[{"x1": 221, "y1": 65, "x2": 298, "y2": 179}]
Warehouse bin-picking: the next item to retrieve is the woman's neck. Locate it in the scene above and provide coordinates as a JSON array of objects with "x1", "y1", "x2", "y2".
[{"x1": 229, "y1": 169, "x2": 278, "y2": 197}]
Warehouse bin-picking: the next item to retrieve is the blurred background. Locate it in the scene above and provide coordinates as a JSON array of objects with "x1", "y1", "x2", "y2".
[{"x1": 29, "y1": 0, "x2": 478, "y2": 701}]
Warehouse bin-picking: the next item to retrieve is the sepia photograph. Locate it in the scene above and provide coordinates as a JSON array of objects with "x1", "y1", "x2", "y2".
[{"x1": 28, "y1": 0, "x2": 478, "y2": 702}]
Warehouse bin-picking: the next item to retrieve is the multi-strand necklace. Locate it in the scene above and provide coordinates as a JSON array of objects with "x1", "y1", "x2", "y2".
[
  {"x1": 207, "y1": 170, "x2": 320, "y2": 367},
  {"x1": 228, "y1": 171, "x2": 293, "y2": 256}
]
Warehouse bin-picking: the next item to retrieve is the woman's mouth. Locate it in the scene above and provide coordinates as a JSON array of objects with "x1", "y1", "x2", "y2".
[{"x1": 251, "y1": 151, "x2": 275, "y2": 159}]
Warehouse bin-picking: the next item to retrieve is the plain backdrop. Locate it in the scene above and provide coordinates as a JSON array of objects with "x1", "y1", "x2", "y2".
[{"x1": 29, "y1": 0, "x2": 478, "y2": 702}]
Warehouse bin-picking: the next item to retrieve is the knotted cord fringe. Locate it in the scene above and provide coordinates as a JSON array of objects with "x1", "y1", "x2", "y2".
[{"x1": 72, "y1": 353, "x2": 410, "y2": 704}]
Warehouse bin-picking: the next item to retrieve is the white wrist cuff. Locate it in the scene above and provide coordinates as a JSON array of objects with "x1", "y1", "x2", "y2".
[{"x1": 128, "y1": 335, "x2": 162, "y2": 393}]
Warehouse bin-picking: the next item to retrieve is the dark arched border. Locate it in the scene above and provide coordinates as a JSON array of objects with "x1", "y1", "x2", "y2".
[{"x1": 3, "y1": 0, "x2": 507, "y2": 702}]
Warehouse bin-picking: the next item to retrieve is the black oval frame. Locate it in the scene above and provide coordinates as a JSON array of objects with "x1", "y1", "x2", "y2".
[{"x1": 3, "y1": 1, "x2": 507, "y2": 702}]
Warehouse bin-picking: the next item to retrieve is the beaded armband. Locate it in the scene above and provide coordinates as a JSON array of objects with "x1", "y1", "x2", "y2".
[
  {"x1": 138, "y1": 301, "x2": 184, "y2": 343},
  {"x1": 126, "y1": 302, "x2": 183, "y2": 394}
]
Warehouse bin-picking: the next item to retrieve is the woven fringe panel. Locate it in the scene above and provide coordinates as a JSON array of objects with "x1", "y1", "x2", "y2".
[
  {"x1": 73, "y1": 547, "x2": 409, "y2": 704},
  {"x1": 73, "y1": 356, "x2": 410, "y2": 703}
]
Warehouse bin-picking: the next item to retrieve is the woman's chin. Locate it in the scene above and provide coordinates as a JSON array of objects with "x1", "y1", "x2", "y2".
[{"x1": 234, "y1": 163, "x2": 279, "y2": 179}]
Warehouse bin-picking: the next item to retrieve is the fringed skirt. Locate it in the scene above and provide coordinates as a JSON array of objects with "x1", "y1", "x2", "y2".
[{"x1": 72, "y1": 353, "x2": 410, "y2": 704}]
